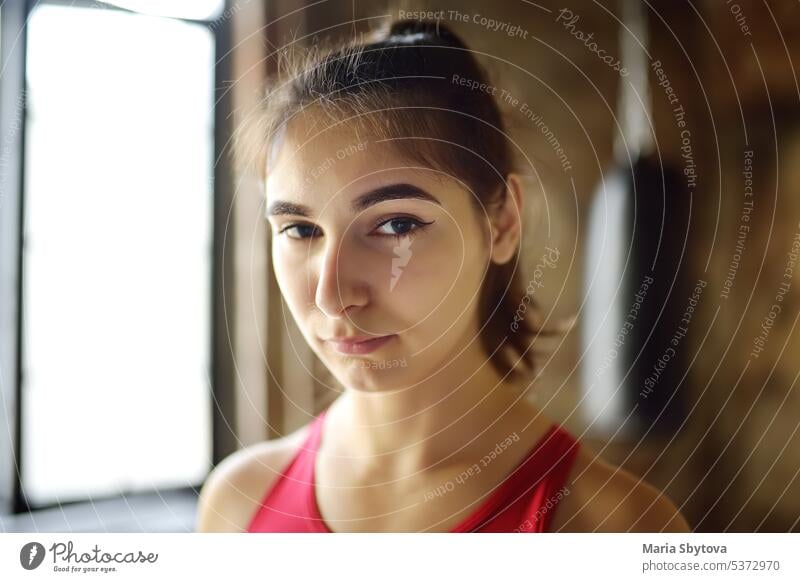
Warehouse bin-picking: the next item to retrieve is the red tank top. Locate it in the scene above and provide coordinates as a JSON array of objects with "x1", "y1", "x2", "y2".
[{"x1": 246, "y1": 407, "x2": 580, "y2": 533}]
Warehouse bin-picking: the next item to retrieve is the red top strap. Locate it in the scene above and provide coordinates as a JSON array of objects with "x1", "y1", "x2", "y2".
[{"x1": 247, "y1": 407, "x2": 580, "y2": 533}]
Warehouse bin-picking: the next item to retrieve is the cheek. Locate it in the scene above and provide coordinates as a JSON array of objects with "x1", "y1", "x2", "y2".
[
  {"x1": 385, "y1": 230, "x2": 487, "y2": 325},
  {"x1": 272, "y1": 245, "x2": 314, "y2": 309}
]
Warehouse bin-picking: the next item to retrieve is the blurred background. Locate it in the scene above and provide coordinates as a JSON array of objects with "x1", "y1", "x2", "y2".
[{"x1": 0, "y1": 0, "x2": 798, "y2": 532}]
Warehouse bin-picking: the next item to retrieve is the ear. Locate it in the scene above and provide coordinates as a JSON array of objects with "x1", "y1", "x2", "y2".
[{"x1": 488, "y1": 173, "x2": 524, "y2": 265}]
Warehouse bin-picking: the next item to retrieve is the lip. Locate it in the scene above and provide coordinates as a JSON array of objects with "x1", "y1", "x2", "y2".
[{"x1": 324, "y1": 334, "x2": 396, "y2": 355}]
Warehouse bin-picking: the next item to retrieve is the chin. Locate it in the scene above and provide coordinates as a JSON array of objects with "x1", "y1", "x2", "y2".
[{"x1": 334, "y1": 359, "x2": 411, "y2": 392}]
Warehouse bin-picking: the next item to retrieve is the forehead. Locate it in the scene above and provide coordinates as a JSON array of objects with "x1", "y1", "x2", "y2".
[
  {"x1": 267, "y1": 114, "x2": 392, "y2": 186},
  {"x1": 265, "y1": 112, "x2": 451, "y2": 201}
]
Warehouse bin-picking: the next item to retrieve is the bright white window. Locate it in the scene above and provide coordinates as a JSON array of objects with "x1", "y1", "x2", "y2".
[
  {"x1": 21, "y1": 4, "x2": 214, "y2": 505},
  {"x1": 100, "y1": 0, "x2": 225, "y2": 21}
]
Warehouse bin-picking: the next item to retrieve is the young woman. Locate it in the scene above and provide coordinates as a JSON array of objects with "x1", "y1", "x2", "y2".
[{"x1": 196, "y1": 19, "x2": 691, "y2": 533}]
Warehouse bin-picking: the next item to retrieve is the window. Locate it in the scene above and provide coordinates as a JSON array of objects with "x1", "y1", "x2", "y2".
[{"x1": 16, "y1": 2, "x2": 217, "y2": 507}]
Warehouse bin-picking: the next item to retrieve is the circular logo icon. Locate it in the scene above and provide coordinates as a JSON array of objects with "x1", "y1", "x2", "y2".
[{"x1": 20, "y1": 542, "x2": 46, "y2": 570}]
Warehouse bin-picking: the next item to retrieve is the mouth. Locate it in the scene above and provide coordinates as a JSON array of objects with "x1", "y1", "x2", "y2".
[{"x1": 322, "y1": 334, "x2": 396, "y2": 355}]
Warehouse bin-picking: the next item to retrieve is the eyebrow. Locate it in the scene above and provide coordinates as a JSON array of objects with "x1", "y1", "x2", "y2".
[{"x1": 266, "y1": 183, "x2": 441, "y2": 218}]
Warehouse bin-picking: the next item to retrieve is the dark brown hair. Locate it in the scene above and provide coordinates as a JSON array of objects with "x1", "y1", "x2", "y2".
[{"x1": 238, "y1": 19, "x2": 559, "y2": 382}]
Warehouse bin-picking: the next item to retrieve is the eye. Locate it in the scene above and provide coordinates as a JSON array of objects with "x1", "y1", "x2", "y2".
[
  {"x1": 374, "y1": 216, "x2": 434, "y2": 240},
  {"x1": 278, "y1": 223, "x2": 321, "y2": 240}
]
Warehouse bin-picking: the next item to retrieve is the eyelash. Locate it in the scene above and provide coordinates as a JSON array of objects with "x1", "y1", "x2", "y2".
[{"x1": 277, "y1": 216, "x2": 434, "y2": 241}]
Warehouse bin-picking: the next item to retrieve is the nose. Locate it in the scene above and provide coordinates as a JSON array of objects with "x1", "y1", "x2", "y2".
[{"x1": 314, "y1": 234, "x2": 368, "y2": 319}]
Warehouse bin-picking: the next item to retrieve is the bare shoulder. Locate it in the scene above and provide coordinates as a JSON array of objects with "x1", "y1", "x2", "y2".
[
  {"x1": 548, "y1": 445, "x2": 692, "y2": 532},
  {"x1": 195, "y1": 422, "x2": 312, "y2": 532}
]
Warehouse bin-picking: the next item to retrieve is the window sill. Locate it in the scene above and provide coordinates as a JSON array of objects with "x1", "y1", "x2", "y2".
[{"x1": 0, "y1": 488, "x2": 198, "y2": 533}]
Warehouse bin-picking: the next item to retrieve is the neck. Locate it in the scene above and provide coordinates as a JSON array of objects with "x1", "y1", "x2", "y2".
[{"x1": 323, "y1": 339, "x2": 545, "y2": 476}]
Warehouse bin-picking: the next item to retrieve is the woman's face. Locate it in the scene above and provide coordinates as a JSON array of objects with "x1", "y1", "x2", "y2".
[{"x1": 265, "y1": 116, "x2": 500, "y2": 392}]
